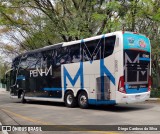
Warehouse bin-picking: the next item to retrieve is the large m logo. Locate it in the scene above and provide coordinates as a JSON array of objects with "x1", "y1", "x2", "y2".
[
  {"x1": 63, "y1": 62, "x2": 84, "y2": 90},
  {"x1": 125, "y1": 53, "x2": 139, "y2": 64},
  {"x1": 63, "y1": 36, "x2": 115, "y2": 91},
  {"x1": 124, "y1": 52, "x2": 149, "y2": 83},
  {"x1": 81, "y1": 37, "x2": 103, "y2": 63}
]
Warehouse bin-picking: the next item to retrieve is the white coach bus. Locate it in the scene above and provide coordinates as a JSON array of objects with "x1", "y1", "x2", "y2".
[{"x1": 7, "y1": 31, "x2": 151, "y2": 108}]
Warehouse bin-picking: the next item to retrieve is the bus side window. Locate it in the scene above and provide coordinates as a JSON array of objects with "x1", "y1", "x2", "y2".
[
  {"x1": 12, "y1": 57, "x2": 20, "y2": 69},
  {"x1": 41, "y1": 49, "x2": 55, "y2": 68},
  {"x1": 41, "y1": 51, "x2": 49, "y2": 68},
  {"x1": 56, "y1": 47, "x2": 71, "y2": 65},
  {"x1": 36, "y1": 52, "x2": 43, "y2": 68},
  {"x1": 26, "y1": 53, "x2": 40, "y2": 69},
  {"x1": 82, "y1": 39, "x2": 101, "y2": 61},
  {"x1": 70, "y1": 44, "x2": 80, "y2": 63},
  {"x1": 50, "y1": 49, "x2": 56, "y2": 66},
  {"x1": 19, "y1": 55, "x2": 28, "y2": 69},
  {"x1": 104, "y1": 36, "x2": 116, "y2": 58}
]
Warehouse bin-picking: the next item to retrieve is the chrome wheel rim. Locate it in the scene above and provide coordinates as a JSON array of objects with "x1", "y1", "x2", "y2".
[
  {"x1": 67, "y1": 94, "x2": 73, "y2": 105},
  {"x1": 80, "y1": 95, "x2": 87, "y2": 105},
  {"x1": 21, "y1": 93, "x2": 24, "y2": 99}
]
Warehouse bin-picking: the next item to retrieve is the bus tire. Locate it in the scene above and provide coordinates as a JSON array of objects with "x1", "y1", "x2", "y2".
[
  {"x1": 78, "y1": 91, "x2": 88, "y2": 109},
  {"x1": 21, "y1": 91, "x2": 26, "y2": 103},
  {"x1": 64, "y1": 91, "x2": 77, "y2": 108}
]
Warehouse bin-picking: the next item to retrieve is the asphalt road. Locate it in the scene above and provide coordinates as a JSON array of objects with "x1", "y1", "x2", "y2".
[{"x1": 0, "y1": 92, "x2": 160, "y2": 134}]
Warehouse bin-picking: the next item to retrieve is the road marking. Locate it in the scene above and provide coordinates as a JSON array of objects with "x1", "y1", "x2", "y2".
[
  {"x1": 2, "y1": 109, "x2": 52, "y2": 125},
  {"x1": 1, "y1": 108, "x2": 120, "y2": 134}
]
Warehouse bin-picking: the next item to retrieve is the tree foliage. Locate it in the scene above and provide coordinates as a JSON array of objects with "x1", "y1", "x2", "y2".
[{"x1": 0, "y1": 56, "x2": 10, "y2": 81}]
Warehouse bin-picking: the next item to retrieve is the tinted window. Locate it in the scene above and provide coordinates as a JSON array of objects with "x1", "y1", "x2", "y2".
[
  {"x1": 82, "y1": 39, "x2": 101, "y2": 61},
  {"x1": 70, "y1": 44, "x2": 81, "y2": 63},
  {"x1": 81, "y1": 35, "x2": 116, "y2": 62},
  {"x1": 24, "y1": 53, "x2": 42, "y2": 69},
  {"x1": 42, "y1": 50, "x2": 53, "y2": 68},
  {"x1": 56, "y1": 47, "x2": 71, "y2": 65},
  {"x1": 19, "y1": 55, "x2": 28, "y2": 69},
  {"x1": 124, "y1": 50, "x2": 150, "y2": 83},
  {"x1": 12, "y1": 57, "x2": 20, "y2": 69},
  {"x1": 104, "y1": 36, "x2": 116, "y2": 57}
]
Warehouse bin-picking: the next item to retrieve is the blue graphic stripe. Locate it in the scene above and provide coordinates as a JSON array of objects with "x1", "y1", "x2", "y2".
[
  {"x1": 139, "y1": 57, "x2": 150, "y2": 61},
  {"x1": 63, "y1": 62, "x2": 84, "y2": 90},
  {"x1": 17, "y1": 75, "x2": 25, "y2": 80},
  {"x1": 100, "y1": 59, "x2": 115, "y2": 85},
  {"x1": 88, "y1": 99, "x2": 116, "y2": 105},
  {"x1": 43, "y1": 88, "x2": 62, "y2": 91},
  {"x1": 100, "y1": 59, "x2": 115, "y2": 100},
  {"x1": 126, "y1": 88, "x2": 148, "y2": 94}
]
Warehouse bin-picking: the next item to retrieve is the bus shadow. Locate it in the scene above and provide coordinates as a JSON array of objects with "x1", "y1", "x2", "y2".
[
  {"x1": 15, "y1": 100, "x2": 65, "y2": 107},
  {"x1": 88, "y1": 103, "x2": 154, "y2": 112},
  {"x1": 15, "y1": 100, "x2": 154, "y2": 112}
]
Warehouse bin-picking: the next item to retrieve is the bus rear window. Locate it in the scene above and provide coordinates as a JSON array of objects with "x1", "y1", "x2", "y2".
[{"x1": 124, "y1": 50, "x2": 150, "y2": 83}]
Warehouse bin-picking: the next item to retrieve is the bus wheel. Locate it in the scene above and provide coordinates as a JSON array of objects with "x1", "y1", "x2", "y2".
[
  {"x1": 64, "y1": 91, "x2": 77, "y2": 108},
  {"x1": 78, "y1": 91, "x2": 88, "y2": 109},
  {"x1": 21, "y1": 91, "x2": 26, "y2": 103}
]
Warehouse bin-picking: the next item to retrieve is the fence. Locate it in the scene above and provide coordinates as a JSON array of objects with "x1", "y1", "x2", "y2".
[{"x1": 0, "y1": 82, "x2": 6, "y2": 89}]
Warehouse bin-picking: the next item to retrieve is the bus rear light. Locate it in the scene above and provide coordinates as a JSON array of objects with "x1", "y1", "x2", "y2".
[
  {"x1": 148, "y1": 76, "x2": 152, "y2": 91},
  {"x1": 118, "y1": 76, "x2": 126, "y2": 93}
]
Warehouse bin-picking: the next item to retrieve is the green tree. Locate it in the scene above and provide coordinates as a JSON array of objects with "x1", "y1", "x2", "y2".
[
  {"x1": 31, "y1": 0, "x2": 122, "y2": 41},
  {"x1": 0, "y1": 57, "x2": 10, "y2": 81},
  {"x1": 0, "y1": 0, "x2": 63, "y2": 51}
]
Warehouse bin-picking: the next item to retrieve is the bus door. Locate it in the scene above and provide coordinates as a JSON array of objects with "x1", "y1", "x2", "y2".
[
  {"x1": 16, "y1": 68, "x2": 26, "y2": 91},
  {"x1": 7, "y1": 63, "x2": 27, "y2": 96},
  {"x1": 5, "y1": 68, "x2": 17, "y2": 95},
  {"x1": 18, "y1": 54, "x2": 35, "y2": 97}
]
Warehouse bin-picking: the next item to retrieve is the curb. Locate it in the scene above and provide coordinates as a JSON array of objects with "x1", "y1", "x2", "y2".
[{"x1": 147, "y1": 98, "x2": 160, "y2": 101}]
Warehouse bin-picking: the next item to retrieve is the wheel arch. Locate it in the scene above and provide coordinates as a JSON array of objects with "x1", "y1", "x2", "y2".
[
  {"x1": 64, "y1": 88, "x2": 89, "y2": 100},
  {"x1": 76, "y1": 89, "x2": 88, "y2": 99},
  {"x1": 64, "y1": 89, "x2": 74, "y2": 101}
]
